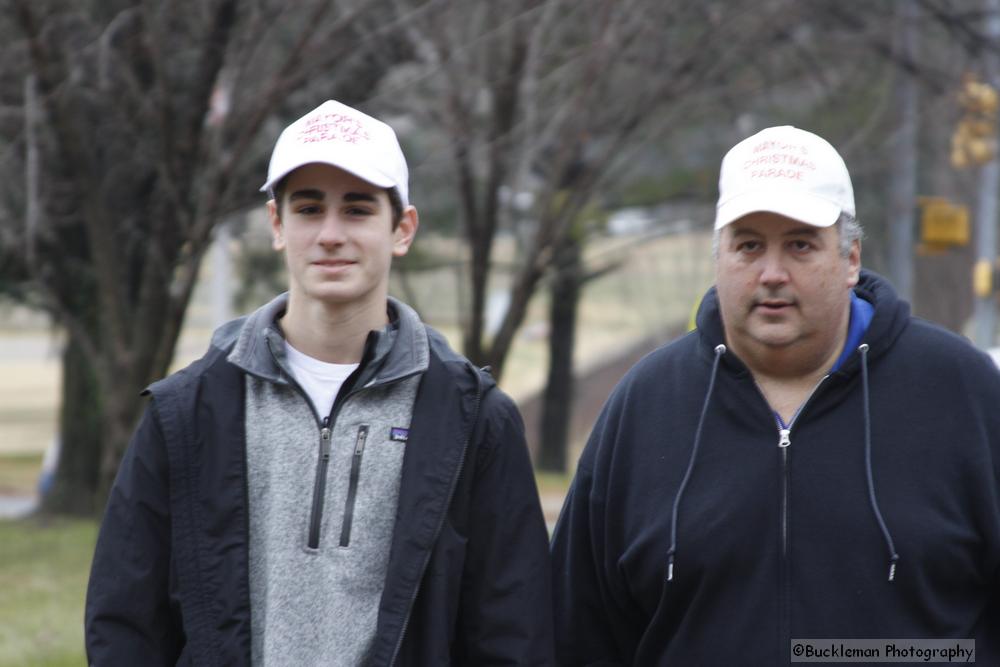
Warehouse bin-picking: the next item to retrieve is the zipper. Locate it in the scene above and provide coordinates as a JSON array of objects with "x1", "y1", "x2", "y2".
[
  {"x1": 264, "y1": 340, "x2": 336, "y2": 552},
  {"x1": 778, "y1": 426, "x2": 791, "y2": 562},
  {"x1": 307, "y1": 417, "x2": 333, "y2": 549},
  {"x1": 779, "y1": 429, "x2": 790, "y2": 554},
  {"x1": 767, "y1": 376, "x2": 826, "y2": 664},
  {"x1": 388, "y1": 368, "x2": 483, "y2": 666},
  {"x1": 339, "y1": 425, "x2": 369, "y2": 547},
  {"x1": 780, "y1": 438, "x2": 790, "y2": 663},
  {"x1": 303, "y1": 371, "x2": 421, "y2": 550},
  {"x1": 776, "y1": 420, "x2": 795, "y2": 663},
  {"x1": 264, "y1": 330, "x2": 420, "y2": 551},
  {"x1": 772, "y1": 378, "x2": 826, "y2": 554}
]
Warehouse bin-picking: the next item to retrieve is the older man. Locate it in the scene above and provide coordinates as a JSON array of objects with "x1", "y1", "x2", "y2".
[{"x1": 551, "y1": 125, "x2": 1000, "y2": 665}]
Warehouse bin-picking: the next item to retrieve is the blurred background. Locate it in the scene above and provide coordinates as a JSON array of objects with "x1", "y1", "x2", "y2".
[{"x1": 4, "y1": 0, "x2": 1000, "y2": 663}]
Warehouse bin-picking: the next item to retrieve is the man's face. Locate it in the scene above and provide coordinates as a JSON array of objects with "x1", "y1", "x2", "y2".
[
  {"x1": 715, "y1": 212, "x2": 860, "y2": 374},
  {"x1": 268, "y1": 163, "x2": 417, "y2": 310}
]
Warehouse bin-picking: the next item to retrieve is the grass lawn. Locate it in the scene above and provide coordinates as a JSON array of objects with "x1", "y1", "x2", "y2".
[
  {"x1": 535, "y1": 470, "x2": 573, "y2": 497},
  {"x1": 0, "y1": 517, "x2": 96, "y2": 667}
]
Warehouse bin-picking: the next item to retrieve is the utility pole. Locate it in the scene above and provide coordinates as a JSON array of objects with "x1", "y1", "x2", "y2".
[
  {"x1": 210, "y1": 221, "x2": 233, "y2": 329},
  {"x1": 888, "y1": 1, "x2": 918, "y2": 303},
  {"x1": 973, "y1": 0, "x2": 1000, "y2": 348}
]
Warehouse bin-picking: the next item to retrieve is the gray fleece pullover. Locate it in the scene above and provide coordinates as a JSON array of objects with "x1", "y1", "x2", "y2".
[{"x1": 225, "y1": 294, "x2": 428, "y2": 666}]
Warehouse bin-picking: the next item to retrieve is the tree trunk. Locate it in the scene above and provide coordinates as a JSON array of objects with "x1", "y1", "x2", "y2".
[
  {"x1": 96, "y1": 378, "x2": 147, "y2": 508},
  {"x1": 40, "y1": 334, "x2": 102, "y2": 516},
  {"x1": 538, "y1": 236, "x2": 582, "y2": 472}
]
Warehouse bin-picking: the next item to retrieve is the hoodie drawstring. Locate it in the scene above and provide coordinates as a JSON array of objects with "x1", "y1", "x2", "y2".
[
  {"x1": 667, "y1": 343, "x2": 726, "y2": 582},
  {"x1": 859, "y1": 343, "x2": 900, "y2": 582}
]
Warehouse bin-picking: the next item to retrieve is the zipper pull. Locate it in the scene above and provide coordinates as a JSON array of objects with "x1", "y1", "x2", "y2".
[
  {"x1": 320, "y1": 417, "x2": 332, "y2": 459},
  {"x1": 354, "y1": 425, "x2": 369, "y2": 456},
  {"x1": 778, "y1": 428, "x2": 791, "y2": 448}
]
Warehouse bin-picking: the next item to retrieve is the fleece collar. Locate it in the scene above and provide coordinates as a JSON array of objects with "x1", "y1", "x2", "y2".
[{"x1": 214, "y1": 294, "x2": 429, "y2": 387}]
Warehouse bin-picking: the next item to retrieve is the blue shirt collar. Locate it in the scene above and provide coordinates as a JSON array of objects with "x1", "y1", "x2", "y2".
[{"x1": 830, "y1": 291, "x2": 874, "y2": 373}]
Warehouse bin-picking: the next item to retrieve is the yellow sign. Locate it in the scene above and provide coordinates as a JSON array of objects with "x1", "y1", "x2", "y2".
[
  {"x1": 973, "y1": 259, "x2": 993, "y2": 297},
  {"x1": 918, "y1": 197, "x2": 970, "y2": 247}
]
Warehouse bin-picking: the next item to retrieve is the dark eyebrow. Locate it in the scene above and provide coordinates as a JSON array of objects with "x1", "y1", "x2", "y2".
[
  {"x1": 288, "y1": 189, "x2": 325, "y2": 202},
  {"x1": 287, "y1": 189, "x2": 380, "y2": 205},
  {"x1": 344, "y1": 192, "x2": 378, "y2": 204}
]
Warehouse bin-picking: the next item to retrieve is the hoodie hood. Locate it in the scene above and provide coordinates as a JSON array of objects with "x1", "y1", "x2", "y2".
[{"x1": 694, "y1": 269, "x2": 911, "y2": 376}]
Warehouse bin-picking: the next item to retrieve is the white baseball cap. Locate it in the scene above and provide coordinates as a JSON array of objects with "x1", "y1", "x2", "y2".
[
  {"x1": 714, "y1": 125, "x2": 854, "y2": 230},
  {"x1": 261, "y1": 100, "x2": 410, "y2": 206}
]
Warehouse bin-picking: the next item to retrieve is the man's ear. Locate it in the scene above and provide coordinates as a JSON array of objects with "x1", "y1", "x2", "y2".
[
  {"x1": 846, "y1": 239, "x2": 861, "y2": 288},
  {"x1": 392, "y1": 206, "x2": 419, "y2": 257},
  {"x1": 268, "y1": 199, "x2": 285, "y2": 251}
]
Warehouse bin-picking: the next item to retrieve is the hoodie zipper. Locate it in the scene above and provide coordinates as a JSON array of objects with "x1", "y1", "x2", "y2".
[
  {"x1": 778, "y1": 428, "x2": 791, "y2": 557},
  {"x1": 339, "y1": 425, "x2": 369, "y2": 547},
  {"x1": 767, "y1": 376, "x2": 827, "y2": 663},
  {"x1": 762, "y1": 377, "x2": 827, "y2": 556}
]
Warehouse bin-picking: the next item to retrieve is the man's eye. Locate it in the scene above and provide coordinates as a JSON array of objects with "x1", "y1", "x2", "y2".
[
  {"x1": 346, "y1": 207, "x2": 373, "y2": 216},
  {"x1": 296, "y1": 204, "x2": 322, "y2": 215},
  {"x1": 737, "y1": 241, "x2": 761, "y2": 252},
  {"x1": 790, "y1": 240, "x2": 812, "y2": 251}
]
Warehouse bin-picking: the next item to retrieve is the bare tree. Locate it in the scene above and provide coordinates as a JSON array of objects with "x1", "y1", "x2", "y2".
[
  {"x1": 0, "y1": 0, "x2": 406, "y2": 513},
  {"x1": 386, "y1": 0, "x2": 781, "y2": 378},
  {"x1": 383, "y1": 0, "x2": 876, "y2": 469}
]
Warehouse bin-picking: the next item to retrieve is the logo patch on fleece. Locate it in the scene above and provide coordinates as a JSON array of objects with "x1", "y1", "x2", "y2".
[{"x1": 390, "y1": 427, "x2": 409, "y2": 442}]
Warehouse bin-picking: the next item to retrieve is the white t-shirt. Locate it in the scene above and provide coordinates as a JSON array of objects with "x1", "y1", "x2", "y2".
[{"x1": 283, "y1": 341, "x2": 359, "y2": 419}]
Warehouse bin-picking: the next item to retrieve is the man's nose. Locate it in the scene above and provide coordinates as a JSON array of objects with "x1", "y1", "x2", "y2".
[
  {"x1": 317, "y1": 214, "x2": 347, "y2": 245},
  {"x1": 758, "y1": 251, "x2": 790, "y2": 285}
]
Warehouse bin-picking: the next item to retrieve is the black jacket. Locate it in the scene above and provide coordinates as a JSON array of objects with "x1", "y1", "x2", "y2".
[
  {"x1": 86, "y1": 308, "x2": 554, "y2": 666},
  {"x1": 551, "y1": 271, "x2": 1000, "y2": 665}
]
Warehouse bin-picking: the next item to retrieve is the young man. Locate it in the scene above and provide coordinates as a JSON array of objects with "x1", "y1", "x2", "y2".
[
  {"x1": 550, "y1": 126, "x2": 1000, "y2": 664},
  {"x1": 86, "y1": 100, "x2": 554, "y2": 666}
]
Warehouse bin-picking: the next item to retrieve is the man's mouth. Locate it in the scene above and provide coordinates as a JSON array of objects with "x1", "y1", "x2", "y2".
[
  {"x1": 312, "y1": 259, "x2": 355, "y2": 267},
  {"x1": 753, "y1": 299, "x2": 794, "y2": 313}
]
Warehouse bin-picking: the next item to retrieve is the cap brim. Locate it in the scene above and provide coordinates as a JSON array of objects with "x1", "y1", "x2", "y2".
[
  {"x1": 715, "y1": 191, "x2": 842, "y2": 230},
  {"x1": 260, "y1": 145, "x2": 396, "y2": 194}
]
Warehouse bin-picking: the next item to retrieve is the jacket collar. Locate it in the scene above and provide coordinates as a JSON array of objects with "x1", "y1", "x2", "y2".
[{"x1": 215, "y1": 293, "x2": 430, "y2": 386}]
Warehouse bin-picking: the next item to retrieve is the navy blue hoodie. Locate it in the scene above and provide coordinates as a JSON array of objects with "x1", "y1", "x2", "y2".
[{"x1": 551, "y1": 271, "x2": 1000, "y2": 665}]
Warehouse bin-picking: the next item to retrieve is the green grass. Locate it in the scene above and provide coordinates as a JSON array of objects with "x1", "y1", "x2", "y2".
[
  {"x1": 535, "y1": 470, "x2": 574, "y2": 497},
  {"x1": 0, "y1": 518, "x2": 97, "y2": 667}
]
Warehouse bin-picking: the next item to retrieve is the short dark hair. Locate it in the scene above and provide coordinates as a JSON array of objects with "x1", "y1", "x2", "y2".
[{"x1": 270, "y1": 174, "x2": 405, "y2": 229}]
